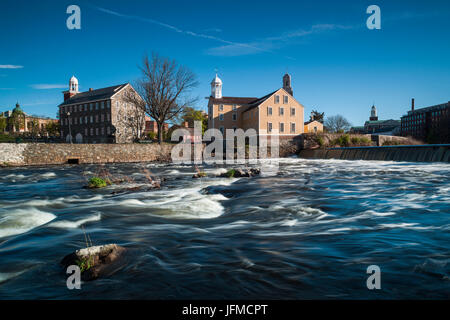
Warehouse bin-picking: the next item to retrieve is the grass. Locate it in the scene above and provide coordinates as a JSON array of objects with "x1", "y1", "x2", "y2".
[{"x1": 87, "y1": 177, "x2": 109, "y2": 188}]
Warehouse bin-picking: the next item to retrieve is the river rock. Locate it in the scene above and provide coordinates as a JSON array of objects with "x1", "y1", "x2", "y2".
[
  {"x1": 218, "y1": 168, "x2": 261, "y2": 178},
  {"x1": 61, "y1": 244, "x2": 127, "y2": 281}
]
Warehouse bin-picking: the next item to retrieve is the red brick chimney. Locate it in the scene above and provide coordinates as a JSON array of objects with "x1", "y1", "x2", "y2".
[
  {"x1": 89, "y1": 88, "x2": 93, "y2": 91},
  {"x1": 63, "y1": 91, "x2": 77, "y2": 101},
  {"x1": 411, "y1": 98, "x2": 415, "y2": 111},
  {"x1": 183, "y1": 121, "x2": 189, "y2": 128}
]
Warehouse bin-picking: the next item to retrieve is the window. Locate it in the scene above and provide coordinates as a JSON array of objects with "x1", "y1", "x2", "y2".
[
  {"x1": 95, "y1": 128, "x2": 99, "y2": 136},
  {"x1": 90, "y1": 128, "x2": 93, "y2": 136},
  {"x1": 79, "y1": 117, "x2": 83, "y2": 124},
  {"x1": 101, "y1": 114, "x2": 104, "y2": 122},
  {"x1": 283, "y1": 96, "x2": 288, "y2": 104},
  {"x1": 107, "y1": 100, "x2": 110, "y2": 108},
  {"x1": 84, "y1": 128, "x2": 88, "y2": 136},
  {"x1": 219, "y1": 114, "x2": 224, "y2": 121},
  {"x1": 232, "y1": 104, "x2": 237, "y2": 111},
  {"x1": 290, "y1": 122, "x2": 296, "y2": 133},
  {"x1": 84, "y1": 104, "x2": 87, "y2": 111},
  {"x1": 232, "y1": 113, "x2": 237, "y2": 121},
  {"x1": 101, "y1": 101, "x2": 104, "y2": 109},
  {"x1": 267, "y1": 107, "x2": 272, "y2": 116},
  {"x1": 74, "y1": 118, "x2": 78, "y2": 125},
  {"x1": 291, "y1": 107, "x2": 296, "y2": 116},
  {"x1": 107, "y1": 126, "x2": 111, "y2": 135},
  {"x1": 101, "y1": 127, "x2": 105, "y2": 135},
  {"x1": 275, "y1": 95, "x2": 280, "y2": 104},
  {"x1": 95, "y1": 115, "x2": 99, "y2": 123},
  {"x1": 90, "y1": 116, "x2": 93, "y2": 123},
  {"x1": 85, "y1": 116, "x2": 88, "y2": 123},
  {"x1": 95, "y1": 102, "x2": 99, "y2": 110},
  {"x1": 107, "y1": 114, "x2": 110, "y2": 122},
  {"x1": 89, "y1": 103, "x2": 93, "y2": 111},
  {"x1": 268, "y1": 122, "x2": 273, "y2": 133},
  {"x1": 219, "y1": 104, "x2": 224, "y2": 111},
  {"x1": 279, "y1": 107, "x2": 284, "y2": 116},
  {"x1": 280, "y1": 122, "x2": 284, "y2": 133}
]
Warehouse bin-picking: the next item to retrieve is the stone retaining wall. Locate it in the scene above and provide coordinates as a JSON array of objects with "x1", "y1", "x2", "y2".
[{"x1": 0, "y1": 143, "x2": 174, "y2": 166}]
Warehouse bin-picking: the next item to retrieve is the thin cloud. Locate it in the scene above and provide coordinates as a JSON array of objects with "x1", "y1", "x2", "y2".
[
  {"x1": 0, "y1": 87, "x2": 14, "y2": 90},
  {"x1": 30, "y1": 84, "x2": 67, "y2": 90},
  {"x1": 95, "y1": 6, "x2": 270, "y2": 55},
  {"x1": 0, "y1": 65, "x2": 23, "y2": 69},
  {"x1": 206, "y1": 24, "x2": 354, "y2": 57}
]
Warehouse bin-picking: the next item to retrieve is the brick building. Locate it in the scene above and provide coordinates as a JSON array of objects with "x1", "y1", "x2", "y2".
[
  {"x1": 58, "y1": 76, "x2": 145, "y2": 143},
  {"x1": 400, "y1": 98, "x2": 450, "y2": 143}
]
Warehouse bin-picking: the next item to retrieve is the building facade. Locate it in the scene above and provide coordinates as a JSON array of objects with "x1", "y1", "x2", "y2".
[
  {"x1": 207, "y1": 74, "x2": 304, "y2": 141},
  {"x1": 350, "y1": 105, "x2": 400, "y2": 135},
  {"x1": 304, "y1": 120, "x2": 323, "y2": 133},
  {"x1": 400, "y1": 98, "x2": 450, "y2": 143},
  {"x1": 2, "y1": 103, "x2": 57, "y2": 135},
  {"x1": 58, "y1": 76, "x2": 145, "y2": 143}
]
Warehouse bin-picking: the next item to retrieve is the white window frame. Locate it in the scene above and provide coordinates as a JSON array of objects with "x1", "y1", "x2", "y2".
[
  {"x1": 267, "y1": 106, "x2": 272, "y2": 116},
  {"x1": 280, "y1": 122, "x2": 284, "y2": 133},
  {"x1": 279, "y1": 107, "x2": 284, "y2": 116},
  {"x1": 268, "y1": 122, "x2": 273, "y2": 133},
  {"x1": 290, "y1": 122, "x2": 296, "y2": 133},
  {"x1": 291, "y1": 107, "x2": 296, "y2": 116}
]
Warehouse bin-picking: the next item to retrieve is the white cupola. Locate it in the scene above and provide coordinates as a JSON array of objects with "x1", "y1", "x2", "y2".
[
  {"x1": 211, "y1": 74, "x2": 222, "y2": 99},
  {"x1": 69, "y1": 75, "x2": 79, "y2": 93}
]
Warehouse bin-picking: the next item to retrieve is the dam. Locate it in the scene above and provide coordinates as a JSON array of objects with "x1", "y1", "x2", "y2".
[{"x1": 298, "y1": 144, "x2": 450, "y2": 163}]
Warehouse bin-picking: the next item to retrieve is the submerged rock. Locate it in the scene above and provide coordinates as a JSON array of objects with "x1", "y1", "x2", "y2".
[
  {"x1": 61, "y1": 244, "x2": 127, "y2": 281},
  {"x1": 218, "y1": 168, "x2": 261, "y2": 178}
]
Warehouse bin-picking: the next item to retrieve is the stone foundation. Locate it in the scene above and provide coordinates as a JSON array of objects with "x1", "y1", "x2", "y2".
[{"x1": 0, "y1": 143, "x2": 174, "y2": 166}]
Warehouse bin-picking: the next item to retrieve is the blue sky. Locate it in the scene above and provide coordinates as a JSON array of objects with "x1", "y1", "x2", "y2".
[{"x1": 0, "y1": 0, "x2": 449, "y2": 126}]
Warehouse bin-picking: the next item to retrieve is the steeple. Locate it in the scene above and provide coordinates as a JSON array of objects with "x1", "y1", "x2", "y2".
[
  {"x1": 370, "y1": 105, "x2": 378, "y2": 121},
  {"x1": 211, "y1": 73, "x2": 222, "y2": 99},
  {"x1": 283, "y1": 73, "x2": 293, "y2": 96}
]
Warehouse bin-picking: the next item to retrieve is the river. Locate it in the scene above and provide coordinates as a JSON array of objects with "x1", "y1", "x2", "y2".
[{"x1": 0, "y1": 158, "x2": 449, "y2": 299}]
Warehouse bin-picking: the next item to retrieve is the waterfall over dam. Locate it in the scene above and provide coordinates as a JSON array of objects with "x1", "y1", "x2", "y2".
[{"x1": 298, "y1": 145, "x2": 450, "y2": 163}]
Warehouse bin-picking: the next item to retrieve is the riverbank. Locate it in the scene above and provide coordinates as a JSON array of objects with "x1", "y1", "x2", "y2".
[
  {"x1": 298, "y1": 144, "x2": 450, "y2": 162},
  {"x1": 0, "y1": 143, "x2": 173, "y2": 166}
]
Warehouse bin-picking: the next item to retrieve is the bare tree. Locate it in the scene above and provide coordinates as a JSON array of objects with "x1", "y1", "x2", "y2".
[
  {"x1": 324, "y1": 115, "x2": 352, "y2": 133},
  {"x1": 122, "y1": 88, "x2": 147, "y2": 141},
  {"x1": 134, "y1": 53, "x2": 199, "y2": 144}
]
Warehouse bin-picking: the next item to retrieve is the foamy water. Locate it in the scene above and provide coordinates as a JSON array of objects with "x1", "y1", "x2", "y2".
[{"x1": 0, "y1": 159, "x2": 449, "y2": 299}]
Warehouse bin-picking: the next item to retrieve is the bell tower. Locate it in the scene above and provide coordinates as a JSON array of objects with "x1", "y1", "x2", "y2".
[
  {"x1": 283, "y1": 73, "x2": 293, "y2": 96},
  {"x1": 370, "y1": 105, "x2": 378, "y2": 121},
  {"x1": 64, "y1": 75, "x2": 79, "y2": 101},
  {"x1": 211, "y1": 74, "x2": 222, "y2": 99}
]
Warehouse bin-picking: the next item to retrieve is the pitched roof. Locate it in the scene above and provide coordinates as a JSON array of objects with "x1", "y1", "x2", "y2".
[
  {"x1": 59, "y1": 83, "x2": 129, "y2": 106},
  {"x1": 304, "y1": 120, "x2": 322, "y2": 125},
  {"x1": 209, "y1": 96, "x2": 259, "y2": 105},
  {"x1": 243, "y1": 90, "x2": 278, "y2": 112}
]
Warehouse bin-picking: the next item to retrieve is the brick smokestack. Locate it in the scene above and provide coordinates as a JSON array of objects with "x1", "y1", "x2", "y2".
[{"x1": 411, "y1": 98, "x2": 415, "y2": 111}]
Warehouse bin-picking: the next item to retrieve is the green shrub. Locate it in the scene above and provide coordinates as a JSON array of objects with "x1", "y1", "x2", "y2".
[
  {"x1": 225, "y1": 169, "x2": 236, "y2": 178},
  {"x1": 351, "y1": 137, "x2": 359, "y2": 145},
  {"x1": 88, "y1": 177, "x2": 108, "y2": 188},
  {"x1": 316, "y1": 135, "x2": 325, "y2": 147},
  {"x1": 147, "y1": 132, "x2": 157, "y2": 141}
]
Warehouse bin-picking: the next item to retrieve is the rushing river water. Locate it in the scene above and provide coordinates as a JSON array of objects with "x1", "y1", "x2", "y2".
[{"x1": 0, "y1": 158, "x2": 449, "y2": 299}]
